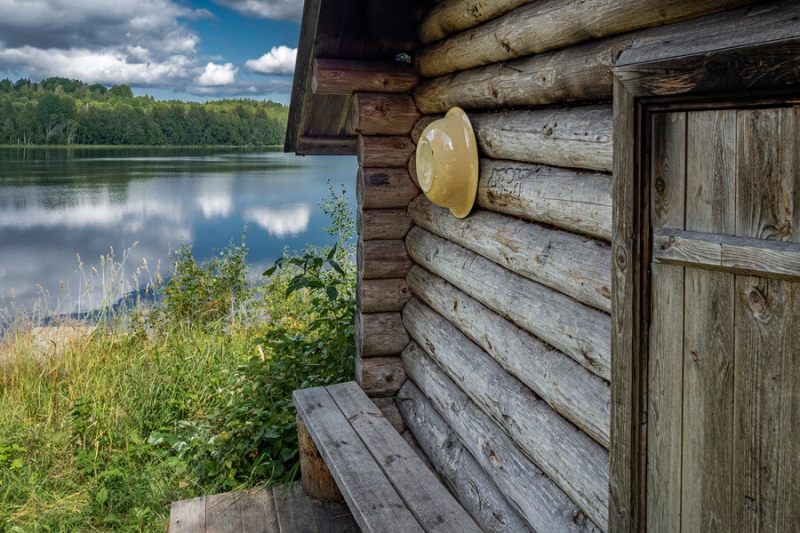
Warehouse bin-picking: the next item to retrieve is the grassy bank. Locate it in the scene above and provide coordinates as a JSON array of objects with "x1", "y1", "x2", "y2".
[{"x1": 0, "y1": 187, "x2": 356, "y2": 532}]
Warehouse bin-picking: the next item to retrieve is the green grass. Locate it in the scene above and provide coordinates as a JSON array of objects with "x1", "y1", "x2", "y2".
[{"x1": 0, "y1": 184, "x2": 356, "y2": 532}]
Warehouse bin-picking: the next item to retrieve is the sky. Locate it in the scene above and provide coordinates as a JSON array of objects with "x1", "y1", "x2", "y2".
[{"x1": 0, "y1": 0, "x2": 304, "y2": 103}]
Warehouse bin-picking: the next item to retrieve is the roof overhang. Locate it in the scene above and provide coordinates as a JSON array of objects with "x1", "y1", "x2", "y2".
[{"x1": 284, "y1": 0, "x2": 427, "y2": 156}]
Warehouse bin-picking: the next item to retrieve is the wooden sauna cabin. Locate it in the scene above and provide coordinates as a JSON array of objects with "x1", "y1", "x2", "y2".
[{"x1": 285, "y1": 2, "x2": 800, "y2": 532}]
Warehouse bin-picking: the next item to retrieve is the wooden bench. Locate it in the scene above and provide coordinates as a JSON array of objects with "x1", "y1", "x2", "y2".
[{"x1": 292, "y1": 381, "x2": 483, "y2": 533}]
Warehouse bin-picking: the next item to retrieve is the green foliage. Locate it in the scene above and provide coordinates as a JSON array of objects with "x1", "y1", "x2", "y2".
[
  {"x1": 0, "y1": 76, "x2": 289, "y2": 146},
  {"x1": 153, "y1": 182, "x2": 356, "y2": 491},
  {"x1": 160, "y1": 235, "x2": 250, "y2": 325}
]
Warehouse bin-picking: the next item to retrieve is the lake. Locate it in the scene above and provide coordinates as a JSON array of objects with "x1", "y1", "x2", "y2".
[{"x1": 0, "y1": 147, "x2": 358, "y2": 318}]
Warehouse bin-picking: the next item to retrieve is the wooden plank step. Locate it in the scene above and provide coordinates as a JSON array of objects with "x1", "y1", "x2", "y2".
[
  {"x1": 327, "y1": 381, "x2": 483, "y2": 533},
  {"x1": 293, "y1": 385, "x2": 424, "y2": 533}
]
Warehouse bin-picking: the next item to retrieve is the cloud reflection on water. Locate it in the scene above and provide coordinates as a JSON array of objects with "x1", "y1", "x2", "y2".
[{"x1": 0, "y1": 149, "x2": 357, "y2": 315}]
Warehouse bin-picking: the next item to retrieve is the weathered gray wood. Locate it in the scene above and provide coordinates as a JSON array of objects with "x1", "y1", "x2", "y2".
[
  {"x1": 414, "y1": 35, "x2": 630, "y2": 113},
  {"x1": 732, "y1": 107, "x2": 799, "y2": 532},
  {"x1": 169, "y1": 497, "x2": 205, "y2": 533},
  {"x1": 355, "y1": 311, "x2": 410, "y2": 357},
  {"x1": 273, "y1": 483, "x2": 321, "y2": 533},
  {"x1": 328, "y1": 382, "x2": 483, "y2": 533},
  {"x1": 241, "y1": 489, "x2": 280, "y2": 533},
  {"x1": 357, "y1": 278, "x2": 411, "y2": 313},
  {"x1": 206, "y1": 492, "x2": 243, "y2": 533},
  {"x1": 401, "y1": 341, "x2": 602, "y2": 533},
  {"x1": 397, "y1": 381, "x2": 535, "y2": 533},
  {"x1": 299, "y1": 417, "x2": 344, "y2": 502},
  {"x1": 403, "y1": 299, "x2": 610, "y2": 528},
  {"x1": 292, "y1": 387, "x2": 424, "y2": 533},
  {"x1": 645, "y1": 112, "x2": 685, "y2": 533},
  {"x1": 415, "y1": 0, "x2": 751, "y2": 77},
  {"x1": 733, "y1": 277, "x2": 800, "y2": 532},
  {"x1": 308, "y1": 493, "x2": 361, "y2": 533},
  {"x1": 470, "y1": 105, "x2": 612, "y2": 172},
  {"x1": 350, "y1": 93, "x2": 421, "y2": 136},
  {"x1": 312, "y1": 59, "x2": 419, "y2": 95},
  {"x1": 609, "y1": 75, "x2": 642, "y2": 533},
  {"x1": 357, "y1": 208, "x2": 413, "y2": 241},
  {"x1": 408, "y1": 196, "x2": 612, "y2": 312},
  {"x1": 357, "y1": 168, "x2": 419, "y2": 209},
  {"x1": 358, "y1": 136, "x2": 415, "y2": 168},
  {"x1": 418, "y1": 0, "x2": 534, "y2": 44},
  {"x1": 406, "y1": 227, "x2": 611, "y2": 379},
  {"x1": 356, "y1": 355, "x2": 406, "y2": 396},
  {"x1": 358, "y1": 238, "x2": 412, "y2": 280},
  {"x1": 406, "y1": 266, "x2": 610, "y2": 447},
  {"x1": 477, "y1": 159, "x2": 612, "y2": 241},
  {"x1": 653, "y1": 228, "x2": 800, "y2": 280},
  {"x1": 371, "y1": 397, "x2": 406, "y2": 434},
  {"x1": 615, "y1": 1, "x2": 800, "y2": 69}
]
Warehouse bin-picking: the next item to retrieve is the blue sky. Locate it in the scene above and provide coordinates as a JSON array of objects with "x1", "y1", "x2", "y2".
[{"x1": 0, "y1": 0, "x2": 303, "y2": 103}]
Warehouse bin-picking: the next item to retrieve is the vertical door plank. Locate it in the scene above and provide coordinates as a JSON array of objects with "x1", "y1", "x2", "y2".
[
  {"x1": 681, "y1": 110, "x2": 737, "y2": 533},
  {"x1": 736, "y1": 108, "x2": 796, "y2": 242},
  {"x1": 647, "y1": 112, "x2": 686, "y2": 533},
  {"x1": 733, "y1": 107, "x2": 800, "y2": 532}
]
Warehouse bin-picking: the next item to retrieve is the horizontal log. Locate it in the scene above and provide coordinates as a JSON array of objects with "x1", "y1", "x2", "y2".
[
  {"x1": 615, "y1": 1, "x2": 799, "y2": 69},
  {"x1": 403, "y1": 299, "x2": 609, "y2": 527},
  {"x1": 296, "y1": 135, "x2": 358, "y2": 155},
  {"x1": 398, "y1": 381, "x2": 535, "y2": 533},
  {"x1": 402, "y1": 341, "x2": 603, "y2": 533},
  {"x1": 653, "y1": 228, "x2": 800, "y2": 281},
  {"x1": 356, "y1": 311, "x2": 410, "y2": 357},
  {"x1": 406, "y1": 227, "x2": 611, "y2": 379},
  {"x1": 350, "y1": 93, "x2": 421, "y2": 136},
  {"x1": 356, "y1": 355, "x2": 406, "y2": 396},
  {"x1": 478, "y1": 159, "x2": 612, "y2": 241},
  {"x1": 413, "y1": 35, "x2": 630, "y2": 113},
  {"x1": 357, "y1": 208, "x2": 413, "y2": 241},
  {"x1": 358, "y1": 238, "x2": 413, "y2": 280},
  {"x1": 418, "y1": 0, "x2": 535, "y2": 44},
  {"x1": 408, "y1": 196, "x2": 611, "y2": 312},
  {"x1": 358, "y1": 136, "x2": 416, "y2": 168},
  {"x1": 371, "y1": 397, "x2": 406, "y2": 434},
  {"x1": 357, "y1": 168, "x2": 419, "y2": 209},
  {"x1": 406, "y1": 266, "x2": 610, "y2": 447},
  {"x1": 312, "y1": 59, "x2": 419, "y2": 95},
  {"x1": 415, "y1": 0, "x2": 751, "y2": 77},
  {"x1": 470, "y1": 106, "x2": 613, "y2": 172},
  {"x1": 410, "y1": 114, "x2": 442, "y2": 145},
  {"x1": 357, "y1": 278, "x2": 412, "y2": 313}
]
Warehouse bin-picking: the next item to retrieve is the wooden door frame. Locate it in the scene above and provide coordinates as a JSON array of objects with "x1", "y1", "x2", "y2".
[{"x1": 609, "y1": 38, "x2": 800, "y2": 533}]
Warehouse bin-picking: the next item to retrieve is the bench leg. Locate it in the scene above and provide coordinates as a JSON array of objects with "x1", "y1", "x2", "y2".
[{"x1": 297, "y1": 415, "x2": 344, "y2": 502}]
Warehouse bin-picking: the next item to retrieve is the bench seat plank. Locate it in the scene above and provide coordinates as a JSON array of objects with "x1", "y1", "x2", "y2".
[
  {"x1": 327, "y1": 381, "x2": 483, "y2": 533},
  {"x1": 293, "y1": 386, "x2": 424, "y2": 533}
]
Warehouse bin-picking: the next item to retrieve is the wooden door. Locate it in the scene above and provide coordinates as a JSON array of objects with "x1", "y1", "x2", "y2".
[{"x1": 645, "y1": 107, "x2": 800, "y2": 532}]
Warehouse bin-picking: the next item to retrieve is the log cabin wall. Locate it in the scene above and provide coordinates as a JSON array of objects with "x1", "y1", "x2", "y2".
[{"x1": 393, "y1": 2, "x2": 779, "y2": 533}]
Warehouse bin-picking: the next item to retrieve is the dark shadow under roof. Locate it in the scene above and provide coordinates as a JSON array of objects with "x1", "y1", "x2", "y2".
[{"x1": 284, "y1": 0, "x2": 428, "y2": 156}]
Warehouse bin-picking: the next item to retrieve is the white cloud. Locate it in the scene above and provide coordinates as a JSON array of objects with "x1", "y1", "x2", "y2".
[
  {"x1": 0, "y1": 46, "x2": 192, "y2": 86},
  {"x1": 196, "y1": 62, "x2": 238, "y2": 86},
  {"x1": 211, "y1": 0, "x2": 302, "y2": 22},
  {"x1": 244, "y1": 46, "x2": 296, "y2": 76}
]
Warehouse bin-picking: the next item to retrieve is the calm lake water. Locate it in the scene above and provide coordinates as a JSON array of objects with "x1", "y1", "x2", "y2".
[{"x1": 0, "y1": 147, "x2": 357, "y2": 317}]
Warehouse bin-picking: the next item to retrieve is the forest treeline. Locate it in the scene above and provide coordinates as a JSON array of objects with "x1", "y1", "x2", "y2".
[{"x1": 0, "y1": 77, "x2": 289, "y2": 146}]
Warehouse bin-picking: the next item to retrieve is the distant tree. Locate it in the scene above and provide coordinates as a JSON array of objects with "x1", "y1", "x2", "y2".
[{"x1": 107, "y1": 84, "x2": 134, "y2": 99}]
